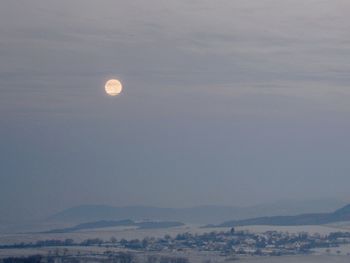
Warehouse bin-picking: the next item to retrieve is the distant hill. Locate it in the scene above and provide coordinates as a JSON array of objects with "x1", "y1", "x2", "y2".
[
  {"x1": 217, "y1": 204, "x2": 350, "y2": 227},
  {"x1": 46, "y1": 219, "x2": 184, "y2": 233},
  {"x1": 48, "y1": 199, "x2": 345, "y2": 224}
]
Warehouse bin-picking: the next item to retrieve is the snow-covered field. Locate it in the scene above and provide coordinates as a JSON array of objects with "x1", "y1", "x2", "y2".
[
  {"x1": 1, "y1": 224, "x2": 350, "y2": 262},
  {"x1": 1, "y1": 223, "x2": 350, "y2": 245},
  {"x1": 240, "y1": 255, "x2": 350, "y2": 263}
]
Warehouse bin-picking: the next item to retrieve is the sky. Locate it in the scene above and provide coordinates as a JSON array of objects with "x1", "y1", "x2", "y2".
[{"x1": 1, "y1": 0, "x2": 350, "y2": 221}]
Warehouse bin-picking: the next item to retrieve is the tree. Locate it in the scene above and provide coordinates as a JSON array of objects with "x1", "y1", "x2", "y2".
[{"x1": 110, "y1": 237, "x2": 117, "y2": 244}]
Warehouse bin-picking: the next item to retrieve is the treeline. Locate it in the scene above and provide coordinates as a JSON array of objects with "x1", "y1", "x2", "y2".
[
  {"x1": 1, "y1": 255, "x2": 42, "y2": 263},
  {"x1": 0, "y1": 239, "x2": 75, "y2": 249},
  {"x1": 0, "y1": 253, "x2": 190, "y2": 263},
  {"x1": 145, "y1": 255, "x2": 188, "y2": 263}
]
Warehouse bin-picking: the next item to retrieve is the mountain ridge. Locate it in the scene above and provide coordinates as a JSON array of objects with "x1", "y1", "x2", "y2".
[
  {"x1": 48, "y1": 199, "x2": 345, "y2": 224},
  {"x1": 217, "y1": 204, "x2": 350, "y2": 227},
  {"x1": 45, "y1": 219, "x2": 184, "y2": 233}
]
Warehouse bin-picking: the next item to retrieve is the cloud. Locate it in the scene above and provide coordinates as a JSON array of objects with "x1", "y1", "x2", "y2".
[{"x1": 1, "y1": 0, "x2": 350, "y2": 221}]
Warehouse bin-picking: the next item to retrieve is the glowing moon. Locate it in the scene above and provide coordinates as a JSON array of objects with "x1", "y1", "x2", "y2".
[{"x1": 105, "y1": 79, "x2": 123, "y2": 96}]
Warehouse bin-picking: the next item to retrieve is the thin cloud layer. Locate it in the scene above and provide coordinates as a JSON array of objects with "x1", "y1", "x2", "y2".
[{"x1": 0, "y1": 0, "x2": 350, "y2": 221}]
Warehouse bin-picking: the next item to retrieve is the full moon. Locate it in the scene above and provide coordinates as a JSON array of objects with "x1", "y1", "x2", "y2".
[{"x1": 105, "y1": 79, "x2": 123, "y2": 96}]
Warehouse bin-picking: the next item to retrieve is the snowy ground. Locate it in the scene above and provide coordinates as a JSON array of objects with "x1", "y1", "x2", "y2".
[{"x1": 1, "y1": 224, "x2": 350, "y2": 262}]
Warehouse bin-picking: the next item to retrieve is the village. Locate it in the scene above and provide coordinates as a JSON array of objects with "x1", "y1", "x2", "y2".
[
  {"x1": 113, "y1": 228, "x2": 350, "y2": 256},
  {"x1": 2, "y1": 228, "x2": 350, "y2": 262}
]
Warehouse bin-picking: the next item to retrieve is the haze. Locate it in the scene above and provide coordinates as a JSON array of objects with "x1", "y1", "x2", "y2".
[{"x1": 1, "y1": 0, "x2": 350, "y2": 222}]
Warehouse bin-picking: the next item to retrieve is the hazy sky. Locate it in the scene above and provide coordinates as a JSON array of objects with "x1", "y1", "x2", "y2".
[{"x1": 1, "y1": 0, "x2": 350, "y2": 221}]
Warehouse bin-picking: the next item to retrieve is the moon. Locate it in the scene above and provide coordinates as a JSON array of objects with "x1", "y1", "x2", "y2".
[{"x1": 105, "y1": 79, "x2": 123, "y2": 96}]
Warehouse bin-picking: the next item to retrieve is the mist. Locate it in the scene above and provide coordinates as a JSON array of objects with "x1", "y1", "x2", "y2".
[{"x1": 1, "y1": 0, "x2": 350, "y2": 222}]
